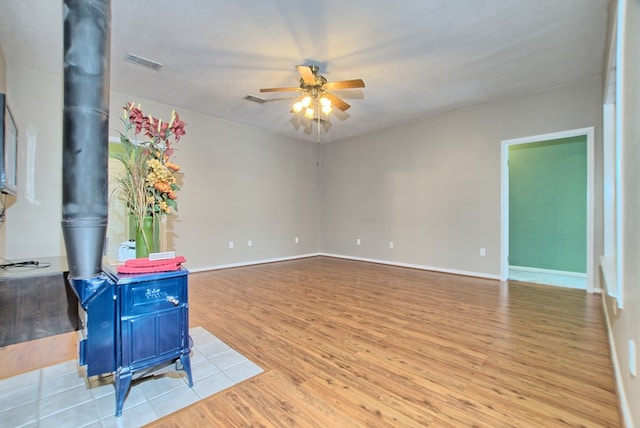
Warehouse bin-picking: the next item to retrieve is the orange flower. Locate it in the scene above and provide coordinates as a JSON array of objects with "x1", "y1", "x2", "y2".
[
  {"x1": 117, "y1": 102, "x2": 187, "y2": 217},
  {"x1": 166, "y1": 161, "x2": 181, "y2": 172},
  {"x1": 154, "y1": 181, "x2": 171, "y2": 194}
]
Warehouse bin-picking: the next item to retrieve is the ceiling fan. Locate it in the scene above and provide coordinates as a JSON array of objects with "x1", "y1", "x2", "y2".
[{"x1": 259, "y1": 65, "x2": 365, "y2": 115}]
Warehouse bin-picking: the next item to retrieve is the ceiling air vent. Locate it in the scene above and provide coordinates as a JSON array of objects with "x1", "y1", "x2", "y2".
[
  {"x1": 126, "y1": 53, "x2": 162, "y2": 71},
  {"x1": 243, "y1": 95, "x2": 267, "y2": 104}
]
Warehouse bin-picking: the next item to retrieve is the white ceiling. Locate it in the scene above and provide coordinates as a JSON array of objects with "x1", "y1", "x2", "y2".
[{"x1": 0, "y1": 0, "x2": 610, "y2": 143}]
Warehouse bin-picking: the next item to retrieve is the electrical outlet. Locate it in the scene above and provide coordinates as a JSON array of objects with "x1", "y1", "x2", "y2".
[
  {"x1": 389, "y1": 241, "x2": 394, "y2": 249},
  {"x1": 228, "y1": 241, "x2": 234, "y2": 249},
  {"x1": 480, "y1": 248, "x2": 486, "y2": 257},
  {"x1": 295, "y1": 236, "x2": 299, "y2": 244},
  {"x1": 356, "y1": 238, "x2": 361, "y2": 246},
  {"x1": 248, "y1": 240, "x2": 252, "y2": 247}
]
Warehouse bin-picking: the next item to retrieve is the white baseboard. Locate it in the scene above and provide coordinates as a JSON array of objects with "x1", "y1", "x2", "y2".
[
  {"x1": 509, "y1": 265, "x2": 586, "y2": 278},
  {"x1": 601, "y1": 293, "x2": 634, "y2": 428},
  {"x1": 190, "y1": 252, "x2": 500, "y2": 280},
  {"x1": 509, "y1": 265, "x2": 587, "y2": 290},
  {"x1": 320, "y1": 253, "x2": 501, "y2": 280},
  {"x1": 187, "y1": 253, "x2": 322, "y2": 273},
  {"x1": 599, "y1": 255, "x2": 620, "y2": 306}
]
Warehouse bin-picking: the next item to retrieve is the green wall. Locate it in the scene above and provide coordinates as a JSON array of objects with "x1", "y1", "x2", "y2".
[{"x1": 508, "y1": 136, "x2": 587, "y2": 273}]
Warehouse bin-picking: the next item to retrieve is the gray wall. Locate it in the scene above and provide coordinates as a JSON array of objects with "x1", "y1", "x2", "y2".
[
  {"x1": 3, "y1": 67, "x2": 63, "y2": 258},
  {"x1": 3, "y1": 70, "x2": 321, "y2": 270},
  {"x1": 602, "y1": 0, "x2": 640, "y2": 426},
  {"x1": 321, "y1": 77, "x2": 602, "y2": 279},
  {"x1": 0, "y1": 45, "x2": 6, "y2": 91},
  {"x1": 2, "y1": 64, "x2": 604, "y2": 280},
  {"x1": 107, "y1": 93, "x2": 322, "y2": 270},
  {"x1": 3, "y1": 66, "x2": 602, "y2": 278}
]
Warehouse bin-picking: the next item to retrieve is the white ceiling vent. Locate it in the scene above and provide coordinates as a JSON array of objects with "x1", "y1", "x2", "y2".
[
  {"x1": 243, "y1": 95, "x2": 267, "y2": 104},
  {"x1": 126, "y1": 53, "x2": 163, "y2": 71}
]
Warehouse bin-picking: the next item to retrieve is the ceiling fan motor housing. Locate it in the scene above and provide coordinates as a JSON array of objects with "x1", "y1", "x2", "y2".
[{"x1": 259, "y1": 64, "x2": 364, "y2": 113}]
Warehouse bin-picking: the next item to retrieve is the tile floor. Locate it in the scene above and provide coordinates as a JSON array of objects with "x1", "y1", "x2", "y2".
[{"x1": 0, "y1": 326, "x2": 263, "y2": 427}]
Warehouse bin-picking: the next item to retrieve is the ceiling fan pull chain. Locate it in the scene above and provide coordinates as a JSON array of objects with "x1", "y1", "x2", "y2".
[{"x1": 316, "y1": 116, "x2": 321, "y2": 166}]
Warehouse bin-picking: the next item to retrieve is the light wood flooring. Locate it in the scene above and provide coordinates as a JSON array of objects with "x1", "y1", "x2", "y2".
[{"x1": 1, "y1": 256, "x2": 621, "y2": 426}]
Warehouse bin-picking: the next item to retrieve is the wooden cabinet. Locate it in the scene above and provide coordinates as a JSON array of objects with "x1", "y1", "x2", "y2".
[{"x1": 0, "y1": 257, "x2": 78, "y2": 347}]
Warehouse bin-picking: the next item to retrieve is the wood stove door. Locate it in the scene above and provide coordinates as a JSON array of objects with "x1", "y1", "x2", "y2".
[
  {"x1": 121, "y1": 306, "x2": 186, "y2": 369},
  {"x1": 118, "y1": 271, "x2": 190, "y2": 371},
  {"x1": 112, "y1": 269, "x2": 192, "y2": 416}
]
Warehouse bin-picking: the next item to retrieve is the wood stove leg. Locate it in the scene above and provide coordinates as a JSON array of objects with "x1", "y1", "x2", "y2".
[
  {"x1": 179, "y1": 353, "x2": 194, "y2": 387},
  {"x1": 114, "y1": 368, "x2": 132, "y2": 417}
]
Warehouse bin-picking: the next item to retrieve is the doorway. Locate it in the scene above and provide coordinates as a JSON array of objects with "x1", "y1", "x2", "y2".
[{"x1": 500, "y1": 128, "x2": 594, "y2": 292}]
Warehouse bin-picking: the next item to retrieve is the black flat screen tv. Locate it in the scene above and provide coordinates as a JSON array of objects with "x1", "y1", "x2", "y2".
[{"x1": 0, "y1": 93, "x2": 17, "y2": 196}]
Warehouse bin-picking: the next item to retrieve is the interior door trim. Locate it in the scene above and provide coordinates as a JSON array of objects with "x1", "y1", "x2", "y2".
[{"x1": 500, "y1": 127, "x2": 595, "y2": 292}]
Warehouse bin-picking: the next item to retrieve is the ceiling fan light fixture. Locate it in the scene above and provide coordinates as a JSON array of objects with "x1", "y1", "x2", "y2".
[
  {"x1": 304, "y1": 107, "x2": 315, "y2": 119},
  {"x1": 292, "y1": 100, "x2": 304, "y2": 113},
  {"x1": 320, "y1": 96, "x2": 331, "y2": 108},
  {"x1": 320, "y1": 96, "x2": 332, "y2": 114},
  {"x1": 259, "y1": 64, "x2": 365, "y2": 137}
]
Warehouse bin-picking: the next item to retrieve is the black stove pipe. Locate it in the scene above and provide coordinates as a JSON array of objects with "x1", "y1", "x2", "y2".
[{"x1": 61, "y1": 0, "x2": 111, "y2": 279}]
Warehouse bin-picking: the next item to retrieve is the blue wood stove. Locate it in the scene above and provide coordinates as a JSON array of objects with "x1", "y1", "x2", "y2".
[
  {"x1": 70, "y1": 265, "x2": 193, "y2": 416},
  {"x1": 60, "y1": 0, "x2": 192, "y2": 417}
]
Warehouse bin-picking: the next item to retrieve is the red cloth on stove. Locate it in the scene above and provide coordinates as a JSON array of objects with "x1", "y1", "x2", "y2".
[{"x1": 117, "y1": 256, "x2": 186, "y2": 274}]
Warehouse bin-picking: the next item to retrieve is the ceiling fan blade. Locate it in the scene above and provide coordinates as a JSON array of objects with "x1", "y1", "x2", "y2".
[
  {"x1": 296, "y1": 65, "x2": 316, "y2": 84},
  {"x1": 324, "y1": 79, "x2": 365, "y2": 90},
  {"x1": 260, "y1": 86, "x2": 300, "y2": 93},
  {"x1": 324, "y1": 92, "x2": 351, "y2": 111}
]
